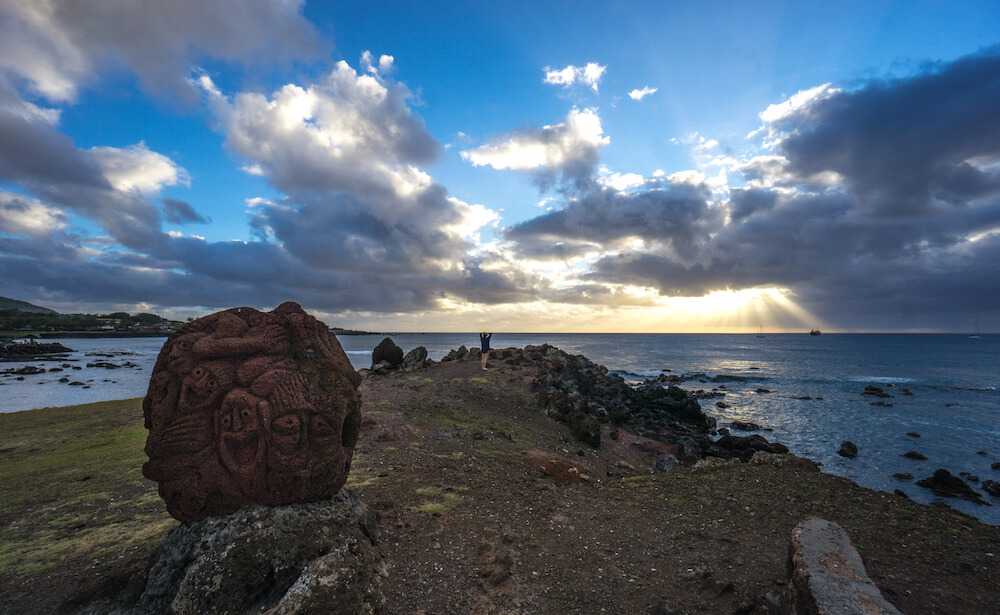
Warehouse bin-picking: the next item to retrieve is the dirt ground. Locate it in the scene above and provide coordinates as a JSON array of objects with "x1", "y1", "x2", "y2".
[
  {"x1": 2, "y1": 354, "x2": 999, "y2": 614},
  {"x1": 349, "y1": 356, "x2": 1000, "y2": 614}
]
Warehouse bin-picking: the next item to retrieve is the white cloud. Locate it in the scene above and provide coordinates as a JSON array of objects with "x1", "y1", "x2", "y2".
[
  {"x1": 749, "y1": 84, "x2": 841, "y2": 141},
  {"x1": 628, "y1": 86, "x2": 657, "y2": 101},
  {"x1": 598, "y1": 169, "x2": 646, "y2": 191},
  {"x1": 543, "y1": 62, "x2": 607, "y2": 93},
  {"x1": 0, "y1": 191, "x2": 68, "y2": 236},
  {"x1": 460, "y1": 107, "x2": 609, "y2": 172},
  {"x1": 89, "y1": 142, "x2": 190, "y2": 194}
]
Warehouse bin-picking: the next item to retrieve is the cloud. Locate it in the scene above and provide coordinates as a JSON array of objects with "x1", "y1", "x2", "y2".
[
  {"x1": 543, "y1": 62, "x2": 606, "y2": 93},
  {"x1": 486, "y1": 48, "x2": 1000, "y2": 328},
  {"x1": 90, "y1": 142, "x2": 190, "y2": 194},
  {"x1": 628, "y1": 86, "x2": 657, "y2": 100},
  {"x1": 460, "y1": 108, "x2": 609, "y2": 188},
  {"x1": 161, "y1": 198, "x2": 209, "y2": 224},
  {"x1": 0, "y1": 192, "x2": 68, "y2": 236},
  {"x1": 0, "y1": 0, "x2": 324, "y2": 103}
]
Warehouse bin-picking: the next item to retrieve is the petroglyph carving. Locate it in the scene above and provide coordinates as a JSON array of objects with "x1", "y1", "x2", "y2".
[{"x1": 142, "y1": 302, "x2": 362, "y2": 522}]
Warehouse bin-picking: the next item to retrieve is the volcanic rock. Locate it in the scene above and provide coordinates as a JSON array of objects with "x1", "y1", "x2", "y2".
[
  {"x1": 893, "y1": 473, "x2": 913, "y2": 480},
  {"x1": 862, "y1": 385, "x2": 891, "y2": 398},
  {"x1": 714, "y1": 434, "x2": 789, "y2": 462},
  {"x1": 982, "y1": 480, "x2": 1000, "y2": 497},
  {"x1": 902, "y1": 451, "x2": 927, "y2": 460},
  {"x1": 786, "y1": 518, "x2": 902, "y2": 615},
  {"x1": 837, "y1": 441, "x2": 858, "y2": 458},
  {"x1": 142, "y1": 302, "x2": 362, "y2": 522},
  {"x1": 731, "y1": 421, "x2": 762, "y2": 431},
  {"x1": 130, "y1": 492, "x2": 383, "y2": 615},
  {"x1": 915, "y1": 469, "x2": 988, "y2": 504},
  {"x1": 401, "y1": 346, "x2": 429, "y2": 371},
  {"x1": 371, "y1": 337, "x2": 404, "y2": 368}
]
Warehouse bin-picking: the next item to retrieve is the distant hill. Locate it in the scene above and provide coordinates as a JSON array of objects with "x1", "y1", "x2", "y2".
[{"x1": 0, "y1": 296, "x2": 58, "y2": 314}]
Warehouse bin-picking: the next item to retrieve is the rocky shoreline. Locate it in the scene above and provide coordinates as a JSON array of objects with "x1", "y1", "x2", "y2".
[{"x1": 2, "y1": 343, "x2": 999, "y2": 614}]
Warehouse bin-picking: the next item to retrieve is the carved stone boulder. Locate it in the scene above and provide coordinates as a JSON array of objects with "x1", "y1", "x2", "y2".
[{"x1": 142, "y1": 302, "x2": 362, "y2": 522}]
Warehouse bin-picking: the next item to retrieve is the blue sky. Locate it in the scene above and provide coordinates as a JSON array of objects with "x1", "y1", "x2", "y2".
[{"x1": 1, "y1": 1, "x2": 999, "y2": 332}]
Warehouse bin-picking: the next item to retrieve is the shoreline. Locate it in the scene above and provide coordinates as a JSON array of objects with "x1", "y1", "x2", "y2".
[{"x1": 2, "y1": 356, "x2": 998, "y2": 614}]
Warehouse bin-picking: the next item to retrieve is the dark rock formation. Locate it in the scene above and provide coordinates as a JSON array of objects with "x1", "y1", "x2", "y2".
[
  {"x1": 837, "y1": 441, "x2": 858, "y2": 458},
  {"x1": 905, "y1": 432, "x2": 921, "y2": 438},
  {"x1": 893, "y1": 473, "x2": 913, "y2": 480},
  {"x1": 786, "y1": 518, "x2": 902, "y2": 615},
  {"x1": 127, "y1": 492, "x2": 383, "y2": 615},
  {"x1": 0, "y1": 341, "x2": 73, "y2": 360},
  {"x1": 714, "y1": 434, "x2": 789, "y2": 462},
  {"x1": 401, "y1": 346, "x2": 429, "y2": 371},
  {"x1": 862, "y1": 385, "x2": 891, "y2": 398},
  {"x1": 901, "y1": 451, "x2": 927, "y2": 460},
  {"x1": 441, "y1": 345, "x2": 470, "y2": 362},
  {"x1": 915, "y1": 469, "x2": 989, "y2": 504},
  {"x1": 993, "y1": 462, "x2": 1000, "y2": 471},
  {"x1": 142, "y1": 302, "x2": 362, "y2": 522},
  {"x1": 982, "y1": 480, "x2": 1000, "y2": 497},
  {"x1": 731, "y1": 421, "x2": 762, "y2": 431},
  {"x1": 371, "y1": 337, "x2": 404, "y2": 368}
]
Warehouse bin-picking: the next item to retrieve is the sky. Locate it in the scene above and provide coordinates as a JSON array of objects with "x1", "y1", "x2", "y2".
[{"x1": 1, "y1": 0, "x2": 999, "y2": 333}]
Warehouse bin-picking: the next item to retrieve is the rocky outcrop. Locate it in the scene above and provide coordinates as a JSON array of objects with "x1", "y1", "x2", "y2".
[
  {"x1": 915, "y1": 469, "x2": 989, "y2": 504},
  {"x1": 142, "y1": 302, "x2": 362, "y2": 522},
  {"x1": 401, "y1": 346, "x2": 429, "y2": 371},
  {"x1": 0, "y1": 341, "x2": 74, "y2": 360},
  {"x1": 714, "y1": 434, "x2": 789, "y2": 462},
  {"x1": 371, "y1": 337, "x2": 404, "y2": 369},
  {"x1": 786, "y1": 518, "x2": 902, "y2": 615},
  {"x1": 838, "y1": 441, "x2": 858, "y2": 458},
  {"x1": 123, "y1": 492, "x2": 383, "y2": 615}
]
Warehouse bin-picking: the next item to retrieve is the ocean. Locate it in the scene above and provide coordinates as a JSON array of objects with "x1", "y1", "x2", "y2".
[{"x1": 2, "y1": 333, "x2": 998, "y2": 524}]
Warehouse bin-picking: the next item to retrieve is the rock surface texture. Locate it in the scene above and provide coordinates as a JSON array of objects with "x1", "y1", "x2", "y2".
[
  {"x1": 787, "y1": 518, "x2": 902, "y2": 615},
  {"x1": 142, "y1": 302, "x2": 362, "y2": 522},
  {"x1": 133, "y1": 492, "x2": 383, "y2": 615}
]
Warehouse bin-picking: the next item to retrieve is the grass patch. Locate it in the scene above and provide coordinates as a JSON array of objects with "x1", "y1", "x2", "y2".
[
  {"x1": 414, "y1": 485, "x2": 466, "y2": 515},
  {"x1": 0, "y1": 398, "x2": 174, "y2": 579}
]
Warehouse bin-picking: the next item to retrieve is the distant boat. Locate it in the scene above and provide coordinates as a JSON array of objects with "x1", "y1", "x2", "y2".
[
  {"x1": 756, "y1": 326, "x2": 765, "y2": 338},
  {"x1": 810, "y1": 329, "x2": 822, "y2": 336},
  {"x1": 969, "y1": 321, "x2": 981, "y2": 339}
]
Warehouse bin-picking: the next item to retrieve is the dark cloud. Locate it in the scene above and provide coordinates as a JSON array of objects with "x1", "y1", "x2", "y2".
[
  {"x1": 497, "y1": 48, "x2": 1000, "y2": 328},
  {"x1": 161, "y1": 198, "x2": 209, "y2": 224},
  {"x1": 773, "y1": 47, "x2": 1000, "y2": 217},
  {"x1": 506, "y1": 182, "x2": 721, "y2": 262}
]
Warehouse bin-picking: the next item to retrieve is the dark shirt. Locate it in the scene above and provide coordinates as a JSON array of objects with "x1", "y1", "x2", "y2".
[{"x1": 480, "y1": 333, "x2": 492, "y2": 353}]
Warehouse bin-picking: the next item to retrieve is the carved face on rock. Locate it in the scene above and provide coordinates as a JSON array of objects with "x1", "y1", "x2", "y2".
[{"x1": 142, "y1": 302, "x2": 363, "y2": 522}]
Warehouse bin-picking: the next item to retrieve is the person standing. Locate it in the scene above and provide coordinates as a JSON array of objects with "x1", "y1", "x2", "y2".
[{"x1": 479, "y1": 332, "x2": 492, "y2": 370}]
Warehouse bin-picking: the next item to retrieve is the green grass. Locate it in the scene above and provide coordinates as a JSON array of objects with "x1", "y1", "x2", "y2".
[{"x1": 0, "y1": 398, "x2": 176, "y2": 577}]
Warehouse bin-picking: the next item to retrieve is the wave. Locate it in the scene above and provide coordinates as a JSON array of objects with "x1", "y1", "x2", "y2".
[{"x1": 850, "y1": 376, "x2": 917, "y2": 384}]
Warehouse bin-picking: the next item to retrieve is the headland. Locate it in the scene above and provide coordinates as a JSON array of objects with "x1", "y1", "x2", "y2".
[{"x1": 0, "y1": 346, "x2": 997, "y2": 614}]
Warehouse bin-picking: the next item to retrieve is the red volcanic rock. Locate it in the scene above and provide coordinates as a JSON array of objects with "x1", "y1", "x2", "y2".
[{"x1": 142, "y1": 302, "x2": 362, "y2": 522}]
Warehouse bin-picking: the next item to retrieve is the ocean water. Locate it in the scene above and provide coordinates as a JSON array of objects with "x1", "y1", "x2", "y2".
[{"x1": 3, "y1": 333, "x2": 998, "y2": 523}]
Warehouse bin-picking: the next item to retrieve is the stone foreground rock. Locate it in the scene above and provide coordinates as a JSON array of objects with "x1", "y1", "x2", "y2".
[
  {"x1": 131, "y1": 492, "x2": 383, "y2": 615},
  {"x1": 143, "y1": 302, "x2": 362, "y2": 522},
  {"x1": 787, "y1": 517, "x2": 902, "y2": 615}
]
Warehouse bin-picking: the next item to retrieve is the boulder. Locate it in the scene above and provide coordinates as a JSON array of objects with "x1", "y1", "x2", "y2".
[
  {"x1": 892, "y1": 473, "x2": 913, "y2": 480},
  {"x1": 441, "y1": 345, "x2": 469, "y2": 362},
  {"x1": 993, "y1": 462, "x2": 1000, "y2": 471},
  {"x1": 130, "y1": 492, "x2": 383, "y2": 615},
  {"x1": 901, "y1": 451, "x2": 927, "y2": 460},
  {"x1": 862, "y1": 385, "x2": 891, "y2": 398},
  {"x1": 915, "y1": 469, "x2": 988, "y2": 504},
  {"x1": 837, "y1": 441, "x2": 858, "y2": 458},
  {"x1": 371, "y1": 337, "x2": 404, "y2": 368},
  {"x1": 982, "y1": 480, "x2": 1000, "y2": 497},
  {"x1": 786, "y1": 518, "x2": 902, "y2": 615},
  {"x1": 730, "y1": 421, "x2": 762, "y2": 431},
  {"x1": 401, "y1": 346, "x2": 429, "y2": 371},
  {"x1": 715, "y1": 434, "x2": 789, "y2": 461},
  {"x1": 142, "y1": 302, "x2": 362, "y2": 522}
]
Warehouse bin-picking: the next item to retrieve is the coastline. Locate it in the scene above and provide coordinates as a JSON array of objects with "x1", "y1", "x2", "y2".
[{"x1": 1, "y1": 353, "x2": 998, "y2": 614}]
